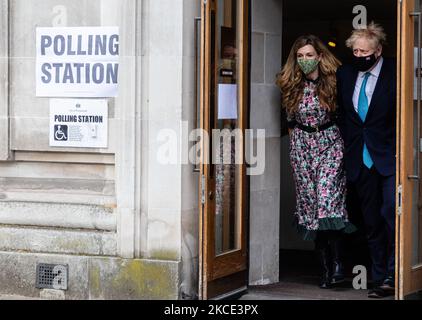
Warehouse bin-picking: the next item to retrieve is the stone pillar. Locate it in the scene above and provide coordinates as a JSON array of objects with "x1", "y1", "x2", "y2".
[
  {"x1": 249, "y1": 0, "x2": 282, "y2": 285},
  {"x1": 140, "y1": 0, "x2": 184, "y2": 261},
  {"x1": 0, "y1": 0, "x2": 9, "y2": 161}
]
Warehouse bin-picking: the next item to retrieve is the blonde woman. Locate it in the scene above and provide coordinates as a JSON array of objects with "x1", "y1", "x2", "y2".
[{"x1": 276, "y1": 35, "x2": 355, "y2": 289}]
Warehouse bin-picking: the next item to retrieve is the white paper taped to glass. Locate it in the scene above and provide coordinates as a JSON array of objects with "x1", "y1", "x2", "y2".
[{"x1": 217, "y1": 83, "x2": 238, "y2": 120}]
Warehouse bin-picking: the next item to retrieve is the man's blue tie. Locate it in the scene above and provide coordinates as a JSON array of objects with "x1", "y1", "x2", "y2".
[{"x1": 358, "y1": 72, "x2": 374, "y2": 169}]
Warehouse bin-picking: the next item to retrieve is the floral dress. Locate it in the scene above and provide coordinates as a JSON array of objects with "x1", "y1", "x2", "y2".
[{"x1": 287, "y1": 79, "x2": 355, "y2": 241}]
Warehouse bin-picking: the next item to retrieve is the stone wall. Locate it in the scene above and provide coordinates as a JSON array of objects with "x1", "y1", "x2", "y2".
[
  {"x1": 0, "y1": 0, "x2": 195, "y2": 300},
  {"x1": 249, "y1": 0, "x2": 282, "y2": 285}
]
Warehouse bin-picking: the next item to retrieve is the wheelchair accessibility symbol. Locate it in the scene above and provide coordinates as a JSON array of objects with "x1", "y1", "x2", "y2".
[{"x1": 54, "y1": 125, "x2": 68, "y2": 141}]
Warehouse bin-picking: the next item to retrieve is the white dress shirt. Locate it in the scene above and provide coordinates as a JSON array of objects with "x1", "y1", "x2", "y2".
[{"x1": 352, "y1": 56, "x2": 384, "y2": 113}]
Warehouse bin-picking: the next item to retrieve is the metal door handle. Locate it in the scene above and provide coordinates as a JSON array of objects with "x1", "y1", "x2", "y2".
[
  {"x1": 193, "y1": 16, "x2": 202, "y2": 173},
  {"x1": 410, "y1": 12, "x2": 422, "y2": 180}
]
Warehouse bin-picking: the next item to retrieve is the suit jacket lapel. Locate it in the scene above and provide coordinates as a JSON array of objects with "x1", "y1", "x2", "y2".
[
  {"x1": 365, "y1": 61, "x2": 389, "y2": 121},
  {"x1": 346, "y1": 69, "x2": 363, "y2": 124}
]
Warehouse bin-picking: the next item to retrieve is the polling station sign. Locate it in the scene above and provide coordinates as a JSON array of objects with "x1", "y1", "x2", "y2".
[
  {"x1": 50, "y1": 99, "x2": 108, "y2": 148},
  {"x1": 36, "y1": 27, "x2": 119, "y2": 97}
]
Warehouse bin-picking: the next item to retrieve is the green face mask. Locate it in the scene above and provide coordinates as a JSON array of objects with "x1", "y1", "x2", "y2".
[{"x1": 297, "y1": 58, "x2": 320, "y2": 75}]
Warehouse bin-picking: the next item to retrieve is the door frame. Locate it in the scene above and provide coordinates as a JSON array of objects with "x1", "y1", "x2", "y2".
[
  {"x1": 397, "y1": 0, "x2": 422, "y2": 300},
  {"x1": 198, "y1": 0, "x2": 251, "y2": 300},
  {"x1": 198, "y1": 0, "x2": 422, "y2": 301}
]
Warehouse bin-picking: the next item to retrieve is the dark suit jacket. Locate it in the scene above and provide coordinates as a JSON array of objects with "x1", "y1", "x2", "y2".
[{"x1": 336, "y1": 58, "x2": 397, "y2": 182}]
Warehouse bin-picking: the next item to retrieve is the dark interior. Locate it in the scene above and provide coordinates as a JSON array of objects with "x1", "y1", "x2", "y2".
[
  {"x1": 280, "y1": 0, "x2": 397, "y2": 285},
  {"x1": 282, "y1": 0, "x2": 397, "y2": 64}
]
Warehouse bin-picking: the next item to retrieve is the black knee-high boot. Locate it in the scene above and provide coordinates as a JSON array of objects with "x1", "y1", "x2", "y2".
[
  {"x1": 315, "y1": 232, "x2": 332, "y2": 289},
  {"x1": 329, "y1": 232, "x2": 345, "y2": 285}
]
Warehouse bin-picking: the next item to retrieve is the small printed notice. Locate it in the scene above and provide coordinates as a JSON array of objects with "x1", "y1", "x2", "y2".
[
  {"x1": 49, "y1": 98, "x2": 108, "y2": 148},
  {"x1": 217, "y1": 83, "x2": 238, "y2": 120}
]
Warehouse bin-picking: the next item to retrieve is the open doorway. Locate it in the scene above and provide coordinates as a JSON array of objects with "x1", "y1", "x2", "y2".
[
  {"x1": 201, "y1": 0, "x2": 422, "y2": 300},
  {"x1": 275, "y1": 0, "x2": 397, "y2": 298}
]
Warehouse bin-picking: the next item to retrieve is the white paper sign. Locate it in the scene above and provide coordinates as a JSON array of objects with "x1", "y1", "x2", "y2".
[
  {"x1": 50, "y1": 99, "x2": 108, "y2": 148},
  {"x1": 36, "y1": 27, "x2": 119, "y2": 97},
  {"x1": 218, "y1": 84, "x2": 238, "y2": 120}
]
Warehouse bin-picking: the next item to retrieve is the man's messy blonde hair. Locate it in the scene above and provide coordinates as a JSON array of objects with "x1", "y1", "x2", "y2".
[{"x1": 346, "y1": 22, "x2": 387, "y2": 50}]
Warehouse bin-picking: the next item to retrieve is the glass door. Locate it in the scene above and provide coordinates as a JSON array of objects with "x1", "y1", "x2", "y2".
[
  {"x1": 397, "y1": 0, "x2": 422, "y2": 300},
  {"x1": 198, "y1": 0, "x2": 249, "y2": 300}
]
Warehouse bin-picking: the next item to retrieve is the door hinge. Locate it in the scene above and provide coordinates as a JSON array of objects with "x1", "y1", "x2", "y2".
[
  {"x1": 397, "y1": 184, "x2": 403, "y2": 216},
  {"x1": 201, "y1": 174, "x2": 206, "y2": 205}
]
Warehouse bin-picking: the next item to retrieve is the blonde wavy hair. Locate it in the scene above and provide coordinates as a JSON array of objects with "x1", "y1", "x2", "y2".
[
  {"x1": 346, "y1": 22, "x2": 387, "y2": 50},
  {"x1": 276, "y1": 35, "x2": 341, "y2": 114}
]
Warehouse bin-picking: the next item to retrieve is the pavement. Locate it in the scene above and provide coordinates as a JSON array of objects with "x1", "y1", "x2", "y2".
[
  {"x1": 0, "y1": 295, "x2": 39, "y2": 300},
  {"x1": 239, "y1": 280, "x2": 395, "y2": 300},
  {"x1": 0, "y1": 279, "x2": 396, "y2": 301}
]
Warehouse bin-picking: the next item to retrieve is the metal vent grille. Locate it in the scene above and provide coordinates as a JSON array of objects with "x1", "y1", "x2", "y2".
[{"x1": 36, "y1": 263, "x2": 68, "y2": 290}]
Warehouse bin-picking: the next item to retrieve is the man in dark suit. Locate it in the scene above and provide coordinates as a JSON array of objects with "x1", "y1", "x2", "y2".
[{"x1": 336, "y1": 23, "x2": 396, "y2": 298}]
